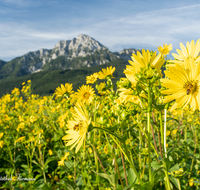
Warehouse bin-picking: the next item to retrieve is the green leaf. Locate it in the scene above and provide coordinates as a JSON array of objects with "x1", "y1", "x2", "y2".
[
  {"x1": 127, "y1": 168, "x2": 137, "y2": 185},
  {"x1": 33, "y1": 168, "x2": 43, "y2": 174},
  {"x1": 32, "y1": 160, "x2": 41, "y2": 168},
  {"x1": 124, "y1": 184, "x2": 145, "y2": 190},
  {"x1": 64, "y1": 160, "x2": 73, "y2": 169},
  {"x1": 169, "y1": 164, "x2": 179, "y2": 172},
  {"x1": 92, "y1": 170, "x2": 116, "y2": 187},
  {"x1": 3, "y1": 158, "x2": 14, "y2": 165},
  {"x1": 124, "y1": 182, "x2": 153, "y2": 190},
  {"x1": 151, "y1": 167, "x2": 165, "y2": 187},
  {"x1": 162, "y1": 158, "x2": 172, "y2": 171},
  {"x1": 44, "y1": 156, "x2": 57, "y2": 167},
  {"x1": 167, "y1": 117, "x2": 180, "y2": 124},
  {"x1": 41, "y1": 183, "x2": 49, "y2": 190},
  {"x1": 33, "y1": 179, "x2": 45, "y2": 189},
  {"x1": 116, "y1": 184, "x2": 123, "y2": 190},
  {"x1": 151, "y1": 161, "x2": 161, "y2": 170},
  {"x1": 169, "y1": 176, "x2": 179, "y2": 189},
  {"x1": 53, "y1": 133, "x2": 60, "y2": 141},
  {"x1": 0, "y1": 168, "x2": 10, "y2": 173},
  {"x1": 34, "y1": 173, "x2": 42, "y2": 181},
  {"x1": 154, "y1": 104, "x2": 165, "y2": 111},
  {"x1": 14, "y1": 155, "x2": 21, "y2": 162},
  {"x1": 14, "y1": 187, "x2": 22, "y2": 190},
  {"x1": 76, "y1": 176, "x2": 83, "y2": 186},
  {"x1": 21, "y1": 164, "x2": 29, "y2": 170}
]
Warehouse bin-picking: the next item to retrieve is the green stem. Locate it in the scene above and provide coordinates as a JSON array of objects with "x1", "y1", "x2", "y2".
[
  {"x1": 137, "y1": 125, "x2": 159, "y2": 157},
  {"x1": 140, "y1": 157, "x2": 146, "y2": 180},
  {"x1": 177, "y1": 178, "x2": 181, "y2": 190},
  {"x1": 121, "y1": 149, "x2": 128, "y2": 186},
  {"x1": 89, "y1": 143, "x2": 107, "y2": 174},
  {"x1": 147, "y1": 111, "x2": 152, "y2": 182},
  {"x1": 163, "y1": 161, "x2": 171, "y2": 190},
  {"x1": 93, "y1": 127, "x2": 122, "y2": 141},
  {"x1": 139, "y1": 129, "x2": 142, "y2": 170},
  {"x1": 114, "y1": 146, "x2": 124, "y2": 188},
  {"x1": 111, "y1": 135, "x2": 143, "y2": 184},
  {"x1": 159, "y1": 111, "x2": 164, "y2": 154},
  {"x1": 164, "y1": 109, "x2": 167, "y2": 157},
  {"x1": 147, "y1": 82, "x2": 152, "y2": 182},
  {"x1": 74, "y1": 156, "x2": 76, "y2": 184},
  {"x1": 184, "y1": 125, "x2": 187, "y2": 153},
  {"x1": 95, "y1": 126, "x2": 143, "y2": 184}
]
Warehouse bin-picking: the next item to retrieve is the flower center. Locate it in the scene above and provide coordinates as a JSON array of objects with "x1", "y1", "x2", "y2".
[
  {"x1": 183, "y1": 80, "x2": 198, "y2": 95},
  {"x1": 73, "y1": 122, "x2": 83, "y2": 131},
  {"x1": 83, "y1": 92, "x2": 90, "y2": 99},
  {"x1": 163, "y1": 49, "x2": 167, "y2": 53}
]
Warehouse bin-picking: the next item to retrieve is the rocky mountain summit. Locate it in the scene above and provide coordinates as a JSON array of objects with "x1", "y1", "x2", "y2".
[{"x1": 0, "y1": 34, "x2": 141, "y2": 79}]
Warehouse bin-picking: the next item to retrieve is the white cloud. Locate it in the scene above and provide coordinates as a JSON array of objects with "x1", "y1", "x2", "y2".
[
  {"x1": 86, "y1": 4, "x2": 200, "y2": 52},
  {"x1": 1, "y1": 3, "x2": 200, "y2": 61},
  {"x1": 0, "y1": 22, "x2": 89, "y2": 61}
]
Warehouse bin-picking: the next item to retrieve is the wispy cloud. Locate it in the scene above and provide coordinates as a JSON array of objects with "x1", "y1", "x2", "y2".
[
  {"x1": 1, "y1": 2, "x2": 200, "y2": 61},
  {"x1": 88, "y1": 4, "x2": 200, "y2": 52}
]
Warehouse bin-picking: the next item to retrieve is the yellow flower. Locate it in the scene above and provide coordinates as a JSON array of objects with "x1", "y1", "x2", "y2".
[
  {"x1": 48, "y1": 149, "x2": 53, "y2": 155},
  {"x1": 22, "y1": 82, "x2": 25, "y2": 85},
  {"x1": 64, "y1": 152, "x2": 70, "y2": 160},
  {"x1": 27, "y1": 80, "x2": 31, "y2": 83},
  {"x1": 58, "y1": 158, "x2": 65, "y2": 166},
  {"x1": 11, "y1": 88, "x2": 20, "y2": 95},
  {"x1": 169, "y1": 39, "x2": 200, "y2": 65},
  {"x1": 68, "y1": 175, "x2": 73, "y2": 179},
  {"x1": 30, "y1": 115, "x2": 37, "y2": 123},
  {"x1": 89, "y1": 147, "x2": 93, "y2": 154},
  {"x1": 62, "y1": 102, "x2": 91, "y2": 153},
  {"x1": 12, "y1": 176, "x2": 17, "y2": 181},
  {"x1": 86, "y1": 72, "x2": 99, "y2": 84},
  {"x1": 118, "y1": 87, "x2": 140, "y2": 104},
  {"x1": 161, "y1": 58, "x2": 200, "y2": 111},
  {"x1": 98, "y1": 66, "x2": 115, "y2": 79},
  {"x1": 54, "y1": 83, "x2": 74, "y2": 99},
  {"x1": 0, "y1": 132, "x2": 4, "y2": 139},
  {"x1": 158, "y1": 43, "x2": 173, "y2": 56},
  {"x1": 189, "y1": 178, "x2": 194, "y2": 186},
  {"x1": 15, "y1": 136, "x2": 25, "y2": 143},
  {"x1": 128, "y1": 49, "x2": 165, "y2": 72},
  {"x1": 104, "y1": 145, "x2": 108, "y2": 154},
  {"x1": 123, "y1": 65, "x2": 138, "y2": 86},
  {"x1": 172, "y1": 129, "x2": 178, "y2": 135},
  {"x1": 97, "y1": 82, "x2": 106, "y2": 95},
  {"x1": 0, "y1": 141, "x2": 4, "y2": 148},
  {"x1": 166, "y1": 131, "x2": 171, "y2": 136},
  {"x1": 76, "y1": 85, "x2": 95, "y2": 105},
  {"x1": 54, "y1": 175, "x2": 59, "y2": 181},
  {"x1": 17, "y1": 122, "x2": 25, "y2": 131}
]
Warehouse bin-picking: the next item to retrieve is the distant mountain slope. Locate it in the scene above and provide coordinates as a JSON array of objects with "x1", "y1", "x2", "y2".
[
  {"x1": 0, "y1": 59, "x2": 128, "y2": 97},
  {"x1": 0, "y1": 60, "x2": 6, "y2": 70},
  {"x1": 0, "y1": 34, "x2": 141, "y2": 80}
]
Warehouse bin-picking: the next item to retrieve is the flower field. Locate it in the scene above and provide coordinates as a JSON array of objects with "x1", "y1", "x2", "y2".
[{"x1": 0, "y1": 40, "x2": 200, "y2": 190}]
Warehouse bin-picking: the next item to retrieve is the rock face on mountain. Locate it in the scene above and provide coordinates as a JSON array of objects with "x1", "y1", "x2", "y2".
[
  {"x1": 0, "y1": 34, "x2": 141, "y2": 79},
  {"x1": 113, "y1": 48, "x2": 141, "y2": 61}
]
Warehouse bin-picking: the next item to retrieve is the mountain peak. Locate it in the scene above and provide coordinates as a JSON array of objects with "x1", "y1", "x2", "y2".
[
  {"x1": 52, "y1": 34, "x2": 107, "y2": 59},
  {"x1": 0, "y1": 34, "x2": 140, "y2": 79}
]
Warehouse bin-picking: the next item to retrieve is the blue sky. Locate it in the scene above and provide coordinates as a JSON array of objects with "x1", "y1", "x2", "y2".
[{"x1": 0, "y1": 0, "x2": 200, "y2": 61}]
